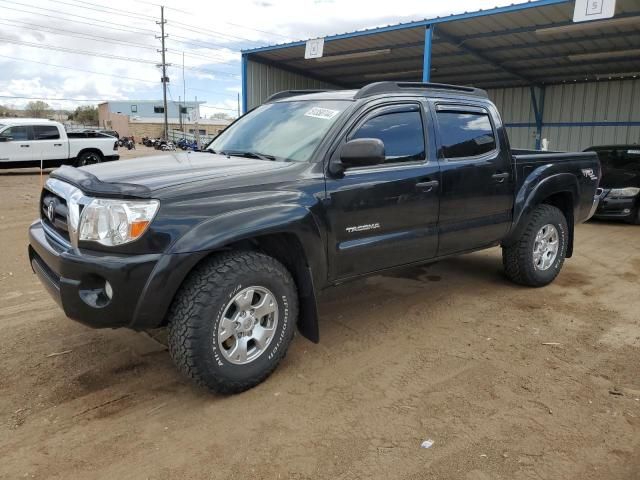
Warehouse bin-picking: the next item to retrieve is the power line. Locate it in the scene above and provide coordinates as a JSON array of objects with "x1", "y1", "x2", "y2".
[
  {"x1": 0, "y1": 19, "x2": 159, "y2": 51},
  {"x1": 0, "y1": 95, "x2": 108, "y2": 102},
  {"x1": 39, "y1": 0, "x2": 268, "y2": 48},
  {"x1": 0, "y1": 55, "x2": 239, "y2": 99},
  {"x1": 0, "y1": 0, "x2": 159, "y2": 35},
  {"x1": 1, "y1": 4, "x2": 157, "y2": 39},
  {"x1": 129, "y1": 0, "x2": 291, "y2": 40},
  {"x1": 0, "y1": 37, "x2": 241, "y2": 78},
  {"x1": 1, "y1": 2, "x2": 247, "y2": 55},
  {"x1": 0, "y1": 37, "x2": 158, "y2": 65},
  {"x1": 0, "y1": 54, "x2": 157, "y2": 84},
  {"x1": 0, "y1": 18, "x2": 239, "y2": 66}
]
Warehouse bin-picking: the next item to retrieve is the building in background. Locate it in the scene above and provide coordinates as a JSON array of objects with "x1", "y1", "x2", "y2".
[
  {"x1": 99, "y1": 100, "x2": 203, "y2": 121},
  {"x1": 97, "y1": 100, "x2": 230, "y2": 139}
]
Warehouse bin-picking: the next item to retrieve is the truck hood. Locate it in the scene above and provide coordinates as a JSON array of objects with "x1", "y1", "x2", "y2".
[{"x1": 79, "y1": 151, "x2": 295, "y2": 193}]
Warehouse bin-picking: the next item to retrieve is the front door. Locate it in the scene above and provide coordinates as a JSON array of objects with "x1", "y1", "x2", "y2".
[
  {"x1": 324, "y1": 101, "x2": 440, "y2": 280},
  {"x1": 432, "y1": 103, "x2": 514, "y2": 256}
]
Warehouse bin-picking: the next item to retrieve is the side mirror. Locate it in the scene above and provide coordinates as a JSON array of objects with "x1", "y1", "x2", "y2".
[
  {"x1": 0, "y1": 136, "x2": 11, "y2": 142},
  {"x1": 331, "y1": 138, "x2": 385, "y2": 174}
]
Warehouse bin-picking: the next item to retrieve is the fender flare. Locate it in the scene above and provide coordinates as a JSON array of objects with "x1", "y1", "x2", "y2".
[
  {"x1": 504, "y1": 170, "x2": 579, "y2": 249},
  {"x1": 168, "y1": 204, "x2": 327, "y2": 343}
]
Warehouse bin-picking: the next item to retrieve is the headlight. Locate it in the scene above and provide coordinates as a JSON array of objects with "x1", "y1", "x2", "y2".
[
  {"x1": 609, "y1": 187, "x2": 640, "y2": 198},
  {"x1": 78, "y1": 199, "x2": 159, "y2": 246}
]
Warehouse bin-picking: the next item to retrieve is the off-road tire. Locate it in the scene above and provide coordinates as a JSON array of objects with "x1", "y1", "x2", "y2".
[
  {"x1": 167, "y1": 251, "x2": 298, "y2": 394},
  {"x1": 502, "y1": 204, "x2": 568, "y2": 287},
  {"x1": 75, "y1": 151, "x2": 103, "y2": 167}
]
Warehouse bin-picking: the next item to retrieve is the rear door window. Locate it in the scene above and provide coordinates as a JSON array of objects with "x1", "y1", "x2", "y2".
[
  {"x1": 436, "y1": 109, "x2": 496, "y2": 159},
  {"x1": 33, "y1": 125, "x2": 60, "y2": 140}
]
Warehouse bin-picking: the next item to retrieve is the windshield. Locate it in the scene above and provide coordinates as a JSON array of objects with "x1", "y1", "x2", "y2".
[
  {"x1": 206, "y1": 100, "x2": 351, "y2": 162},
  {"x1": 592, "y1": 148, "x2": 640, "y2": 174}
]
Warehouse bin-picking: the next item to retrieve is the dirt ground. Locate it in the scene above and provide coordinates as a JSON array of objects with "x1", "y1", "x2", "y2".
[{"x1": 0, "y1": 153, "x2": 639, "y2": 479}]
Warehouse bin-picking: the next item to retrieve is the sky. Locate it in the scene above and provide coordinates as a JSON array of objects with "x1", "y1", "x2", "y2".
[{"x1": 0, "y1": 0, "x2": 527, "y2": 118}]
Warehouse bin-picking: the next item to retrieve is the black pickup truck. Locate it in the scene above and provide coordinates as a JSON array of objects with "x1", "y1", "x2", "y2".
[{"x1": 28, "y1": 82, "x2": 601, "y2": 393}]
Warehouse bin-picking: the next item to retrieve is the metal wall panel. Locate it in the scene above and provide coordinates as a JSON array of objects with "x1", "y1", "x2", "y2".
[
  {"x1": 542, "y1": 79, "x2": 640, "y2": 151},
  {"x1": 246, "y1": 60, "x2": 338, "y2": 110},
  {"x1": 487, "y1": 86, "x2": 536, "y2": 149}
]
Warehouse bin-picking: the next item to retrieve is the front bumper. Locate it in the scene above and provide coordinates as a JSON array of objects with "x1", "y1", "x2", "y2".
[
  {"x1": 29, "y1": 221, "x2": 162, "y2": 329},
  {"x1": 593, "y1": 191, "x2": 638, "y2": 220}
]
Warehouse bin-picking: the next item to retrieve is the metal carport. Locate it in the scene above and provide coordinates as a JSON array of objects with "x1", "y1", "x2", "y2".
[{"x1": 241, "y1": 0, "x2": 640, "y2": 150}]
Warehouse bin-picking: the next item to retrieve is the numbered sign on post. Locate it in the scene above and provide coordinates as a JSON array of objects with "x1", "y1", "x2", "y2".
[{"x1": 573, "y1": 0, "x2": 616, "y2": 22}]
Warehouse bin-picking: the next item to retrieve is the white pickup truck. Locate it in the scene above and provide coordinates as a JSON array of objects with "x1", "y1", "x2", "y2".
[{"x1": 0, "y1": 118, "x2": 119, "y2": 169}]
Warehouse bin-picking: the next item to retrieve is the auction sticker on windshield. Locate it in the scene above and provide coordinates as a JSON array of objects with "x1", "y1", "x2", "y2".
[{"x1": 304, "y1": 107, "x2": 340, "y2": 120}]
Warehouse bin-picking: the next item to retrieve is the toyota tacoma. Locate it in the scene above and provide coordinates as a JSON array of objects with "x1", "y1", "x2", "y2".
[{"x1": 28, "y1": 82, "x2": 601, "y2": 393}]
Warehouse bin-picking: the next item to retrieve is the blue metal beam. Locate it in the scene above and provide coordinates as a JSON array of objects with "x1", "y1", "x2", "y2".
[
  {"x1": 423, "y1": 25, "x2": 433, "y2": 82},
  {"x1": 241, "y1": 53, "x2": 248, "y2": 114},
  {"x1": 530, "y1": 85, "x2": 546, "y2": 150}
]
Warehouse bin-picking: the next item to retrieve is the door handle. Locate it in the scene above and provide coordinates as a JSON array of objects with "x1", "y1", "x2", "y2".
[
  {"x1": 54, "y1": 143, "x2": 62, "y2": 147},
  {"x1": 416, "y1": 179, "x2": 439, "y2": 192},
  {"x1": 492, "y1": 172, "x2": 510, "y2": 183},
  {"x1": 20, "y1": 144, "x2": 30, "y2": 148}
]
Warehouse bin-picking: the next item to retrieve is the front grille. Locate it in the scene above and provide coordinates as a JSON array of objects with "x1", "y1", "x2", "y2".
[{"x1": 41, "y1": 190, "x2": 70, "y2": 242}]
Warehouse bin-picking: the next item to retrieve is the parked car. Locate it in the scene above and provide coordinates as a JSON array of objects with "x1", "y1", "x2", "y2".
[
  {"x1": 0, "y1": 119, "x2": 119, "y2": 168},
  {"x1": 584, "y1": 145, "x2": 640, "y2": 224},
  {"x1": 28, "y1": 82, "x2": 601, "y2": 393}
]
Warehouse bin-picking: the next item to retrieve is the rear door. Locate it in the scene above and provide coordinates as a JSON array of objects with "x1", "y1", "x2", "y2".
[
  {"x1": 325, "y1": 101, "x2": 440, "y2": 280},
  {"x1": 33, "y1": 125, "x2": 65, "y2": 162},
  {"x1": 0, "y1": 125, "x2": 34, "y2": 163},
  {"x1": 432, "y1": 103, "x2": 514, "y2": 256}
]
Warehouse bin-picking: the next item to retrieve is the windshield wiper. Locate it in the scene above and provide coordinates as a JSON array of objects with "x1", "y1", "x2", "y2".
[{"x1": 220, "y1": 150, "x2": 277, "y2": 161}]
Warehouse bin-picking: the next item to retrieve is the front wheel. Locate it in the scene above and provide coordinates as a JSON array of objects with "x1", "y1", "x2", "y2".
[
  {"x1": 502, "y1": 204, "x2": 568, "y2": 287},
  {"x1": 168, "y1": 251, "x2": 298, "y2": 394}
]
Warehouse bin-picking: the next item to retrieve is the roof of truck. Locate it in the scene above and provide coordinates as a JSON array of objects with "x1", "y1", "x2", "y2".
[
  {"x1": 269, "y1": 82, "x2": 489, "y2": 104},
  {"x1": 0, "y1": 118, "x2": 58, "y2": 125}
]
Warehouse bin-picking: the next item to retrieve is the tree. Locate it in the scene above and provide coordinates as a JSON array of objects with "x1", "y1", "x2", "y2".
[
  {"x1": 70, "y1": 105, "x2": 98, "y2": 125},
  {"x1": 0, "y1": 104, "x2": 9, "y2": 117},
  {"x1": 25, "y1": 101, "x2": 51, "y2": 118},
  {"x1": 210, "y1": 112, "x2": 234, "y2": 121}
]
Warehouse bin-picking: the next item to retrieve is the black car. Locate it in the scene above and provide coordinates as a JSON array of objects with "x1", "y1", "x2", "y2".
[
  {"x1": 28, "y1": 82, "x2": 601, "y2": 393},
  {"x1": 585, "y1": 145, "x2": 640, "y2": 224}
]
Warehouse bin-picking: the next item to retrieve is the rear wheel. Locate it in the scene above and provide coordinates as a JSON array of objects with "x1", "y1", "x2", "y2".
[
  {"x1": 502, "y1": 204, "x2": 568, "y2": 287},
  {"x1": 167, "y1": 251, "x2": 298, "y2": 394},
  {"x1": 75, "y1": 151, "x2": 103, "y2": 167}
]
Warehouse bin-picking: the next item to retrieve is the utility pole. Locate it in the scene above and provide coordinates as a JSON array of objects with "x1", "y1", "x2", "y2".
[
  {"x1": 156, "y1": 6, "x2": 169, "y2": 140},
  {"x1": 182, "y1": 51, "x2": 186, "y2": 140},
  {"x1": 194, "y1": 95, "x2": 200, "y2": 150}
]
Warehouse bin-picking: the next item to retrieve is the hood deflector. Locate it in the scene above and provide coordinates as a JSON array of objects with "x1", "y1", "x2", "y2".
[{"x1": 50, "y1": 166, "x2": 152, "y2": 199}]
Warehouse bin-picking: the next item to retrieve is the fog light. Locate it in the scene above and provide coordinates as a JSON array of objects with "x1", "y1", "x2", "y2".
[
  {"x1": 105, "y1": 281, "x2": 113, "y2": 300},
  {"x1": 623, "y1": 208, "x2": 631, "y2": 214}
]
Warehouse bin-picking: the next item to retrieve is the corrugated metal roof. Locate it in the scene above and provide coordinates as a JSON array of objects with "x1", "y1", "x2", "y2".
[{"x1": 244, "y1": 0, "x2": 640, "y2": 89}]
